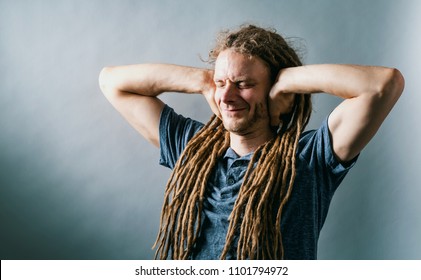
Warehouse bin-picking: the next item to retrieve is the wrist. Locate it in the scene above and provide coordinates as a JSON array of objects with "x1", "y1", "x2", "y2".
[
  {"x1": 200, "y1": 69, "x2": 215, "y2": 94},
  {"x1": 273, "y1": 67, "x2": 296, "y2": 94}
]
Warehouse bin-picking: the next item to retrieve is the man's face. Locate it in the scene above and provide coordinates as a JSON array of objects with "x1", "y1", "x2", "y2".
[{"x1": 214, "y1": 49, "x2": 272, "y2": 134}]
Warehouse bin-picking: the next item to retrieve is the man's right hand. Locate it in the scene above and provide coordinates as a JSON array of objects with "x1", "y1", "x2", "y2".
[{"x1": 201, "y1": 69, "x2": 221, "y2": 119}]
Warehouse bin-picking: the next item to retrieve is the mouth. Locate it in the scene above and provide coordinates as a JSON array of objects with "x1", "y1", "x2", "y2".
[
  {"x1": 221, "y1": 108, "x2": 246, "y2": 117},
  {"x1": 221, "y1": 106, "x2": 247, "y2": 112},
  {"x1": 224, "y1": 108, "x2": 245, "y2": 112}
]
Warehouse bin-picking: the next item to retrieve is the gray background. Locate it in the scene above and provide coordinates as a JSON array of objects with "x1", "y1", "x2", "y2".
[{"x1": 1, "y1": 0, "x2": 420, "y2": 259}]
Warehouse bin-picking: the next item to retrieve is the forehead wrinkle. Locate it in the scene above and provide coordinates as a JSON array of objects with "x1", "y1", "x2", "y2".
[{"x1": 214, "y1": 49, "x2": 269, "y2": 83}]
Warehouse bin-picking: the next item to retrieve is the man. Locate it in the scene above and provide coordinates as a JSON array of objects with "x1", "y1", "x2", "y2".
[{"x1": 99, "y1": 25, "x2": 404, "y2": 259}]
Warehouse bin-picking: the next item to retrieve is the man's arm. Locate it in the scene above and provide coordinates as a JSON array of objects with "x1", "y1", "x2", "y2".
[
  {"x1": 269, "y1": 64, "x2": 405, "y2": 163},
  {"x1": 98, "y1": 64, "x2": 215, "y2": 147}
]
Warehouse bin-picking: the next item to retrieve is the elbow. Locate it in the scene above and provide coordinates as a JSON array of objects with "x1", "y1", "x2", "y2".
[
  {"x1": 391, "y1": 68, "x2": 405, "y2": 97},
  {"x1": 379, "y1": 68, "x2": 405, "y2": 101},
  {"x1": 98, "y1": 66, "x2": 113, "y2": 94},
  {"x1": 99, "y1": 66, "x2": 120, "y2": 100}
]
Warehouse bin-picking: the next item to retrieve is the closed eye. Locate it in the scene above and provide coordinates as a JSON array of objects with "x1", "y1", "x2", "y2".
[
  {"x1": 236, "y1": 81, "x2": 254, "y2": 89},
  {"x1": 214, "y1": 79, "x2": 255, "y2": 89},
  {"x1": 214, "y1": 80, "x2": 225, "y2": 88}
]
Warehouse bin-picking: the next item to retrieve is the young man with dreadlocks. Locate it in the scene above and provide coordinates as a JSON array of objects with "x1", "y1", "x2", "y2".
[{"x1": 99, "y1": 25, "x2": 404, "y2": 260}]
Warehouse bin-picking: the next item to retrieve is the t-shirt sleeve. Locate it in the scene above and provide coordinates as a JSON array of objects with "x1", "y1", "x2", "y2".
[
  {"x1": 159, "y1": 105, "x2": 204, "y2": 169},
  {"x1": 299, "y1": 116, "x2": 358, "y2": 195}
]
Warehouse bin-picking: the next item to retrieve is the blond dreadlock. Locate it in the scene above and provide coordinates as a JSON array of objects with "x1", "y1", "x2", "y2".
[{"x1": 153, "y1": 25, "x2": 312, "y2": 259}]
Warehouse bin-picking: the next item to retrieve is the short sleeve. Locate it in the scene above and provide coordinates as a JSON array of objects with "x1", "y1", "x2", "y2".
[
  {"x1": 159, "y1": 105, "x2": 204, "y2": 169},
  {"x1": 298, "y1": 117, "x2": 358, "y2": 195}
]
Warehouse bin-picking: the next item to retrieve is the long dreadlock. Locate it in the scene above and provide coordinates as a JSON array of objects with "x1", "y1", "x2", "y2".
[{"x1": 153, "y1": 25, "x2": 312, "y2": 259}]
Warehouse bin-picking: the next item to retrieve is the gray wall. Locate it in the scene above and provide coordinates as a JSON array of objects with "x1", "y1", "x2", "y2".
[{"x1": 1, "y1": 0, "x2": 420, "y2": 259}]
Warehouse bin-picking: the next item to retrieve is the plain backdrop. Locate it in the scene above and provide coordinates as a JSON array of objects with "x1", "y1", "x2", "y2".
[{"x1": 1, "y1": 0, "x2": 420, "y2": 259}]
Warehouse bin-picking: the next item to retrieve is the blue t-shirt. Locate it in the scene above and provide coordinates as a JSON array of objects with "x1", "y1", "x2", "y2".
[{"x1": 159, "y1": 105, "x2": 356, "y2": 259}]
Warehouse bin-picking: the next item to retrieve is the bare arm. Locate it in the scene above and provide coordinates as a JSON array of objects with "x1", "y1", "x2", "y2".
[
  {"x1": 99, "y1": 64, "x2": 215, "y2": 147},
  {"x1": 269, "y1": 64, "x2": 405, "y2": 162}
]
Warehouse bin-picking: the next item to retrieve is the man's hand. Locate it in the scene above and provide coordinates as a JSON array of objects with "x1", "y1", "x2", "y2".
[
  {"x1": 268, "y1": 71, "x2": 295, "y2": 127},
  {"x1": 201, "y1": 69, "x2": 221, "y2": 119}
]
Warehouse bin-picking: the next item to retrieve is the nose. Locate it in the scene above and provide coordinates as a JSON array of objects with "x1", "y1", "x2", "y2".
[{"x1": 219, "y1": 81, "x2": 237, "y2": 103}]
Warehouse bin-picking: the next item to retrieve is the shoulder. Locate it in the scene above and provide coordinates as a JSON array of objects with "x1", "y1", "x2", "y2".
[
  {"x1": 159, "y1": 105, "x2": 205, "y2": 169},
  {"x1": 298, "y1": 118, "x2": 329, "y2": 154},
  {"x1": 298, "y1": 117, "x2": 358, "y2": 173},
  {"x1": 160, "y1": 105, "x2": 204, "y2": 137}
]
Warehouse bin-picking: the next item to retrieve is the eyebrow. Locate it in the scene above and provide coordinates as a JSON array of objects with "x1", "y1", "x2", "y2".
[{"x1": 214, "y1": 76, "x2": 255, "y2": 83}]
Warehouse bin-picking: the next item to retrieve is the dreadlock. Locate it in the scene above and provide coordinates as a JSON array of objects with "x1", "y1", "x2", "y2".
[{"x1": 153, "y1": 25, "x2": 312, "y2": 259}]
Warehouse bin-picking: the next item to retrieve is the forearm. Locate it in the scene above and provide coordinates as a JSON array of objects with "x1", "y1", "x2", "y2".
[
  {"x1": 99, "y1": 63, "x2": 213, "y2": 97},
  {"x1": 273, "y1": 64, "x2": 403, "y2": 99}
]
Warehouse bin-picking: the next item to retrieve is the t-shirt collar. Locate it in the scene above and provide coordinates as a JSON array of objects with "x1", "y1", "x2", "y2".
[{"x1": 223, "y1": 147, "x2": 254, "y2": 161}]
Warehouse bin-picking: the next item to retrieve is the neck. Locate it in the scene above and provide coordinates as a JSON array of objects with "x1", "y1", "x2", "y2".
[{"x1": 229, "y1": 126, "x2": 275, "y2": 156}]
